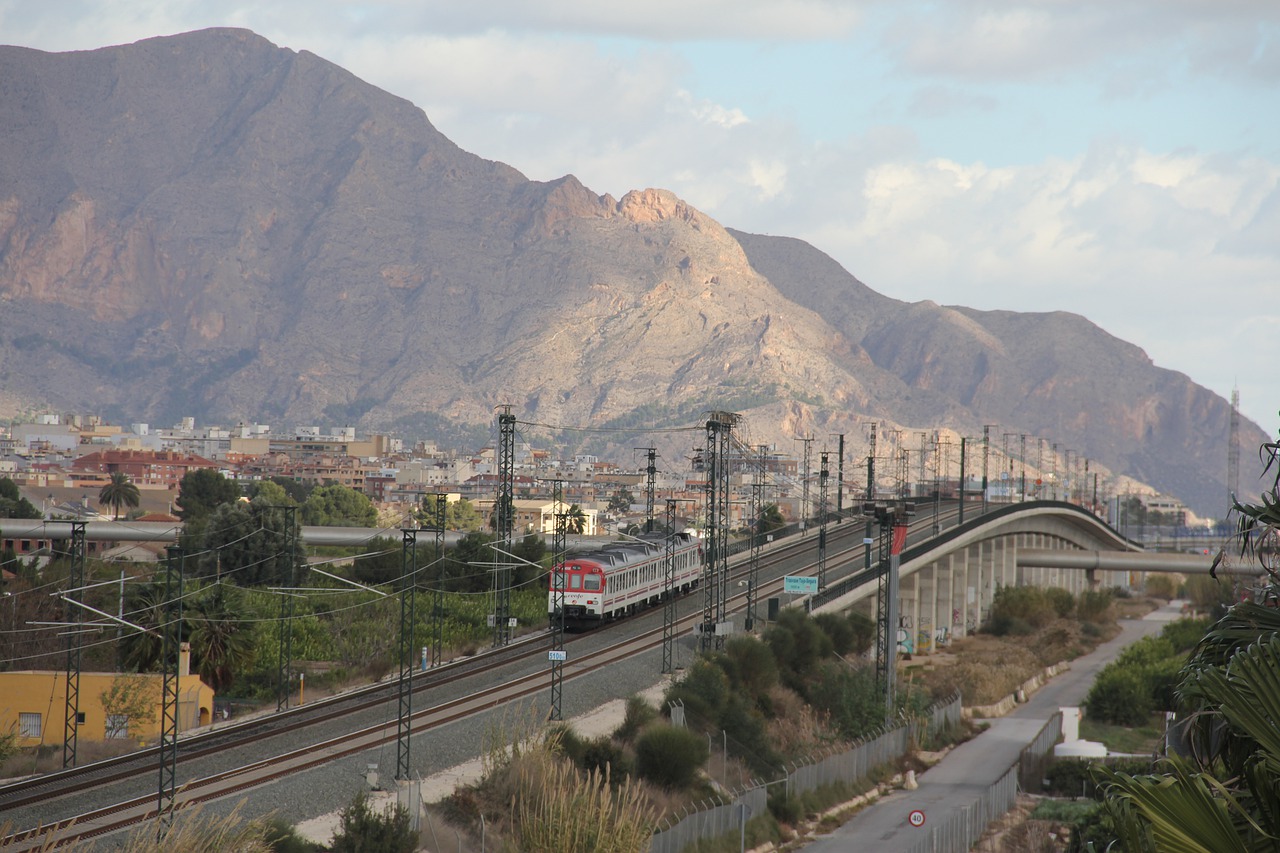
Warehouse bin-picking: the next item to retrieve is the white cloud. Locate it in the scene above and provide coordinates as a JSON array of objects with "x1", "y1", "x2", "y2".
[{"x1": 0, "y1": 0, "x2": 1276, "y2": 435}]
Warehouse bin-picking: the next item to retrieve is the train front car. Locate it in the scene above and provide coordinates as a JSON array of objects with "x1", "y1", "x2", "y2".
[{"x1": 549, "y1": 557, "x2": 608, "y2": 629}]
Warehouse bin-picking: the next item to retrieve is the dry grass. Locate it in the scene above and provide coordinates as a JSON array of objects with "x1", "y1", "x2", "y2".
[
  {"x1": 1, "y1": 803, "x2": 274, "y2": 853},
  {"x1": 763, "y1": 686, "x2": 844, "y2": 761},
  {"x1": 910, "y1": 616, "x2": 1119, "y2": 706},
  {"x1": 0, "y1": 740, "x2": 140, "y2": 782},
  {"x1": 442, "y1": 703, "x2": 659, "y2": 851}
]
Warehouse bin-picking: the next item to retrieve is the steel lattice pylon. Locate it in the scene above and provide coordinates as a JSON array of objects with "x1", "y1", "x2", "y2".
[
  {"x1": 493, "y1": 408, "x2": 516, "y2": 647},
  {"x1": 396, "y1": 529, "x2": 418, "y2": 781},
  {"x1": 642, "y1": 448, "x2": 657, "y2": 534},
  {"x1": 701, "y1": 412, "x2": 736, "y2": 651},
  {"x1": 274, "y1": 505, "x2": 298, "y2": 712},
  {"x1": 746, "y1": 445, "x2": 768, "y2": 632},
  {"x1": 62, "y1": 521, "x2": 86, "y2": 769},
  {"x1": 157, "y1": 546, "x2": 184, "y2": 834},
  {"x1": 817, "y1": 452, "x2": 829, "y2": 590},
  {"x1": 430, "y1": 494, "x2": 446, "y2": 668},
  {"x1": 662, "y1": 499, "x2": 678, "y2": 672},
  {"x1": 550, "y1": 480, "x2": 567, "y2": 720}
]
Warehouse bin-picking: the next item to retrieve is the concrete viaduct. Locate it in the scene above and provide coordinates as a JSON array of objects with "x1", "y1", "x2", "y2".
[{"x1": 812, "y1": 500, "x2": 1250, "y2": 653}]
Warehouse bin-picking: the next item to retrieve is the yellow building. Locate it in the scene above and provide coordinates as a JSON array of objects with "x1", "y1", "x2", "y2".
[{"x1": 0, "y1": 648, "x2": 213, "y2": 747}]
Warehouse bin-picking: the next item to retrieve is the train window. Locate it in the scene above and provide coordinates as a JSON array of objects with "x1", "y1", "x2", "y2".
[
  {"x1": 552, "y1": 570, "x2": 566, "y2": 591},
  {"x1": 571, "y1": 575, "x2": 582, "y2": 590},
  {"x1": 584, "y1": 574, "x2": 601, "y2": 591}
]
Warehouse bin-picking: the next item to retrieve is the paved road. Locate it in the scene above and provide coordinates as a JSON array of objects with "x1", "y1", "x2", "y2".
[{"x1": 803, "y1": 601, "x2": 1185, "y2": 852}]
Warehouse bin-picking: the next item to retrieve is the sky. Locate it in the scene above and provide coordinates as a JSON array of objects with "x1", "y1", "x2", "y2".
[{"x1": 3, "y1": 1, "x2": 1278, "y2": 436}]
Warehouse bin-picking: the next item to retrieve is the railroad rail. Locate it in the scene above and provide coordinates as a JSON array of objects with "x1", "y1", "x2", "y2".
[{"x1": 3, "y1": 507, "x2": 952, "y2": 849}]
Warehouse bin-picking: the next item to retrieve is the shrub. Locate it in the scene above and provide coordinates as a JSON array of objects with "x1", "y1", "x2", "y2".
[
  {"x1": 717, "y1": 635, "x2": 779, "y2": 701},
  {"x1": 1147, "y1": 656, "x2": 1185, "y2": 712},
  {"x1": 1085, "y1": 666, "x2": 1152, "y2": 726},
  {"x1": 1183, "y1": 575, "x2": 1236, "y2": 619},
  {"x1": 1144, "y1": 574, "x2": 1179, "y2": 599},
  {"x1": 1160, "y1": 616, "x2": 1210, "y2": 653},
  {"x1": 814, "y1": 612, "x2": 855, "y2": 656},
  {"x1": 1044, "y1": 587, "x2": 1075, "y2": 618},
  {"x1": 265, "y1": 817, "x2": 322, "y2": 852},
  {"x1": 613, "y1": 695, "x2": 657, "y2": 744},
  {"x1": 806, "y1": 661, "x2": 884, "y2": 740},
  {"x1": 1076, "y1": 590, "x2": 1114, "y2": 623},
  {"x1": 764, "y1": 609, "x2": 833, "y2": 692},
  {"x1": 985, "y1": 586, "x2": 1055, "y2": 635},
  {"x1": 634, "y1": 724, "x2": 708, "y2": 790},
  {"x1": 664, "y1": 660, "x2": 729, "y2": 726},
  {"x1": 847, "y1": 611, "x2": 875, "y2": 655},
  {"x1": 581, "y1": 735, "x2": 632, "y2": 780},
  {"x1": 720, "y1": 695, "x2": 780, "y2": 778},
  {"x1": 1114, "y1": 635, "x2": 1174, "y2": 668},
  {"x1": 330, "y1": 792, "x2": 417, "y2": 853}
]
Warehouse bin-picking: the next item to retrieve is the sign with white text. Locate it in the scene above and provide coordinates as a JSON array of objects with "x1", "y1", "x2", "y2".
[{"x1": 783, "y1": 575, "x2": 819, "y2": 595}]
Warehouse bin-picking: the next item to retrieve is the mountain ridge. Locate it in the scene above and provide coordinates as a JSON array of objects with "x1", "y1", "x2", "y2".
[{"x1": 0, "y1": 27, "x2": 1265, "y2": 516}]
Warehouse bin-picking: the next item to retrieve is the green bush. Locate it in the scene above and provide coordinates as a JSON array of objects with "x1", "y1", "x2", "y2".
[
  {"x1": 1044, "y1": 587, "x2": 1075, "y2": 618},
  {"x1": 634, "y1": 724, "x2": 708, "y2": 790},
  {"x1": 1085, "y1": 666, "x2": 1152, "y2": 726},
  {"x1": 984, "y1": 586, "x2": 1056, "y2": 635},
  {"x1": 1114, "y1": 635, "x2": 1174, "y2": 668},
  {"x1": 764, "y1": 609, "x2": 833, "y2": 692},
  {"x1": 613, "y1": 695, "x2": 656, "y2": 744},
  {"x1": 1044, "y1": 758, "x2": 1153, "y2": 798},
  {"x1": 814, "y1": 612, "x2": 855, "y2": 656},
  {"x1": 1160, "y1": 616, "x2": 1210, "y2": 652},
  {"x1": 720, "y1": 695, "x2": 780, "y2": 777},
  {"x1": 1147, "y1": 656, "x2": 1185, "y2": 712},
  {"x1": 1077, "y1": 590, "x2": 1114, "y2": 623},
  {"x1": 265, "y1": 818, "x2": 322, "y2": 853},
  {"x1": 664, "y1": 660, "x2": 730, "y2": 726},
  {"x1": 805, "y1": 661, "x2": 884, "y2": 740},
  {"x1": 847, "y1": 612, "x2": 875, "y2": 655},
  {"x1": 329, "y1": 791, "x2": 417, "y2": 853},
  {"x1": 581, "y1": 735, "x2": 632, "y2": 779},
  {"x1": 716, "y1": 635, "x2": 779, "y2": 701}
]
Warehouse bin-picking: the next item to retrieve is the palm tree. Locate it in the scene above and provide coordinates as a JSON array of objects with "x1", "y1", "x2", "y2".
[
  {"x1": 1096, "y1": 602, "x2": 1280, "y2": 851},
  {"x1": 1094, "y1": 435, "x2": 1280, "y2": 851},
  {"x1": 98, "y1": 471, "x2": 141, "y2": 520},
  {"x1": 565, "y1": 504, "x2": 588, "y2": 535},
  {"x1": 186, "y1": 585, "x2": 255, "y2": 692}
]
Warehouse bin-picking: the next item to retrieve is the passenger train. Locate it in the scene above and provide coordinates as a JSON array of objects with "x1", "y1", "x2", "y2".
[{"x1": 548, "y1": 532, "x2": 703, "y2": 628}]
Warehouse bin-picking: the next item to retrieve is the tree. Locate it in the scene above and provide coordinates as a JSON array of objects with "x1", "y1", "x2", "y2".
[
  {"x1": 634, "y1": 724, "x2": 708, "y2": 790},
  {"x1": 98, "y1": 471, "x2": 141, "y2": 520},
  {"x1": 186, "y1": 585, "x2": 256, "y2": 692},
  {"x1": 175, "y1": 469, "x2": 242, "y2": 523},
  {"x1": 446, "y1": 497, "x2": 483, "y2": 531},
  {"x1": 757, "y1": 503, "x2": 786, "y2": 536},
  {"x1": 565, "y1": 504, "x2": 588, "y2": 535},
  {"x1": 246, "y1": 480, "x2": 292, "y2": 507},
  {"x1": 301, "y1": 484, "x2": 377, "y2": 527},
  {"x1": 607, "y1": 489, "x2": 634, "y2": 515},
  {"x1": 0, "y1": 477, "x2": 41, "y2": 519},
  {"x1": 99, "y1": 673, "x2": 159, "y2": 741},
  {"x1": 1095, "y1": 431, "x2": 1280, "y2": 850},
  {"x1": 196, "y1": 501, "x2": 304, "y2": 587}
]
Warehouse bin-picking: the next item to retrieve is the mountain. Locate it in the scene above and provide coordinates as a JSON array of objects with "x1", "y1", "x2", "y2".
[{"x1": 0, "y1": 28, "x2": 1266, "y2": 516}]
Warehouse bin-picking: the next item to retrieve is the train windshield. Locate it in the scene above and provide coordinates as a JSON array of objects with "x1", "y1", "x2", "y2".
[{"x1": 583, "y1": 573, "x2": 601, "y2": 591}]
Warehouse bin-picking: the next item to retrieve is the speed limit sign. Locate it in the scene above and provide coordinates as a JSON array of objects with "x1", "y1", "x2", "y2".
[{"x1": 908, "y1": 809, "x2": 926, "y2": 827}]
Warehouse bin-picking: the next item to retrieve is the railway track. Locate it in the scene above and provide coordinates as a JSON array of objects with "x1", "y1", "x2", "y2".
[{"x1": 2, "y1": 506, "x2": 959, "y2": 849}]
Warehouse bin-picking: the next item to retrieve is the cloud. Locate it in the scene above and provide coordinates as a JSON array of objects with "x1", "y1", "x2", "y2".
[{"x1": 880, "y1": 0, "x2": 1279, "y2": 84}]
